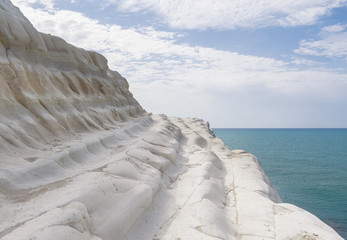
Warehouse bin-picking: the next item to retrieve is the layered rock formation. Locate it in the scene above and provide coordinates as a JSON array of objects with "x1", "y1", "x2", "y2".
[{"x1": 0, "y1": 1, "x2": 343, "y2": 239}]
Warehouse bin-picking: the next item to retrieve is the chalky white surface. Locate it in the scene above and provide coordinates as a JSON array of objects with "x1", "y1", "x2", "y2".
[{"x1": 0, "y1": 1, "x2": 343, "y2": 239}]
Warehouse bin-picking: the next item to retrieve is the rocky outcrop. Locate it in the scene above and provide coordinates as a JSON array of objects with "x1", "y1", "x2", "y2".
[
  {"x1": 0, "y1": 1, "x2": 343, "y2": 239},
  {"x1": 0, "y1": 0, "x2": 144, "y2": 166}
]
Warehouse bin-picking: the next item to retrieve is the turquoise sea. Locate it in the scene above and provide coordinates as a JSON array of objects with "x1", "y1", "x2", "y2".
[{"x1": 213, "y1": 128, "x2": 347, "y2": 238}]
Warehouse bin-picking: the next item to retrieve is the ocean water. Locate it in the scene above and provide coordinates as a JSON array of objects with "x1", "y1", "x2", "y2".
[{"x1": 213, "y1": 128, "x2": 347, "y2": 238}]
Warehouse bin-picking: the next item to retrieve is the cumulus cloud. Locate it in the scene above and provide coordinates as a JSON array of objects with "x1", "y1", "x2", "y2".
[
  {"x1": 295, "y1": 25, "x2": 347, "y2": 58},
  {"x1": 102, "y1": 0, "x2": 347, "y2": 30}
]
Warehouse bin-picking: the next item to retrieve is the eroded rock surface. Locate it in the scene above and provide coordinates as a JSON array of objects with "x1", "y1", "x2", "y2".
[{"x1": 0, "y1": 1, "x2": 343, "y2": 239}]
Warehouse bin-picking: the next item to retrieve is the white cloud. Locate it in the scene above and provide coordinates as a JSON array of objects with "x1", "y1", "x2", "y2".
[
  {"x1": 322, "y1": 23, "x2": 347, "y2": 32},
  {"x1": 10, "y1": 1, "x2": 347, "y2": 127},
  {"x1": 295, "y1": 25, "x2": 347, "y2": 58},
  {"x1": 104, "y1": 0, "x2": 347, "y2": 30},
  {"x1": 12, "y1": 0, "x2": 54, "y2": 9},
  {"x1": 14, "y1": 2, "x2": 287, "y2": 83},
  {"x1": 290, "y1": 57, "x2": 317, "y2": 66}
]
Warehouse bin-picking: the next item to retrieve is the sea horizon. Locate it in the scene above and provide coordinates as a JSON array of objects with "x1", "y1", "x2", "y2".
[{"x1": 214, "y1": 127, "x2": 347, "y2": 129}]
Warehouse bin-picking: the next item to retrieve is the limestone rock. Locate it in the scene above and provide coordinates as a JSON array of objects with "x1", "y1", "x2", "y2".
[{"x1": 0, "y1": 1, "x2": 343, "y2": 240}]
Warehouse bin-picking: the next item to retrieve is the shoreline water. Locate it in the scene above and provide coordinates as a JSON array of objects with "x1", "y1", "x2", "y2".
[{"x1": 214, "y1": 128, "x2": 347, "y2": 239}]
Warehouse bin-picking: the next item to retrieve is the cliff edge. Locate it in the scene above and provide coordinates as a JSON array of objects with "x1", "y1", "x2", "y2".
[{"x1": 0, "y1": 1, "x2": 343, "y2": 239}]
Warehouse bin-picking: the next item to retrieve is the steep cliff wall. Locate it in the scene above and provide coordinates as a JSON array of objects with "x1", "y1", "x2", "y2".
[
  {"x1": 0, "y1": 0, "x2": 145, "y2": 167},
  {"x1": 0, "y1": 1, "x2": 343, "y2": 240}
]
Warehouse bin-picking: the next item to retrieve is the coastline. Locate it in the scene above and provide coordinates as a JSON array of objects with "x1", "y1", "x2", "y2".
[
  {"x1": 214, "y1": 127, "x2": 347, "y2": 238},
  {"x1": 0, "y1": 115, "x2": 343, "y2": 239},
  {"x1": 0, "y1": 1, "x2": 344, "y2": 238}
]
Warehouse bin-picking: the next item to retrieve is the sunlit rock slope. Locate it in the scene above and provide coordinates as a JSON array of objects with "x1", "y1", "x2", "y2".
[{"x1": 0, "y1": 1, "x2": 343, "y2": 239}]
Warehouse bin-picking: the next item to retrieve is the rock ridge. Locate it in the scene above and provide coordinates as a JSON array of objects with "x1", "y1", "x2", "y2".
[
  {"x1": 0, "y1": 1, "x2": 343, "y2": 240},
  {"x1": 0, "y1": 0, "x2": 145, "y2": 168}
]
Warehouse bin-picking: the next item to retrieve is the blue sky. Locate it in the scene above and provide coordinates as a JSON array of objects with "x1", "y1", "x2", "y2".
[{"x1": 12, "y1": 0, "x2": 347, "y2": 127}]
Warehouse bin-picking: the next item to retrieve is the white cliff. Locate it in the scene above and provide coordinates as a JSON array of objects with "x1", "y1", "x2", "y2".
[{"x1": 0, "y1": 1, "x2": 343, "y2": 239}]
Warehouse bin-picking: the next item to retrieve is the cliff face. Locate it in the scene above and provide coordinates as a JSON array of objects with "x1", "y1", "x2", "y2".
[
  {"x1": 0, "y1": 0, "x2": 145, "y2": 165},
  {"x1": 0, "y1": 1, "x2": 343, "y2": 240}
]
